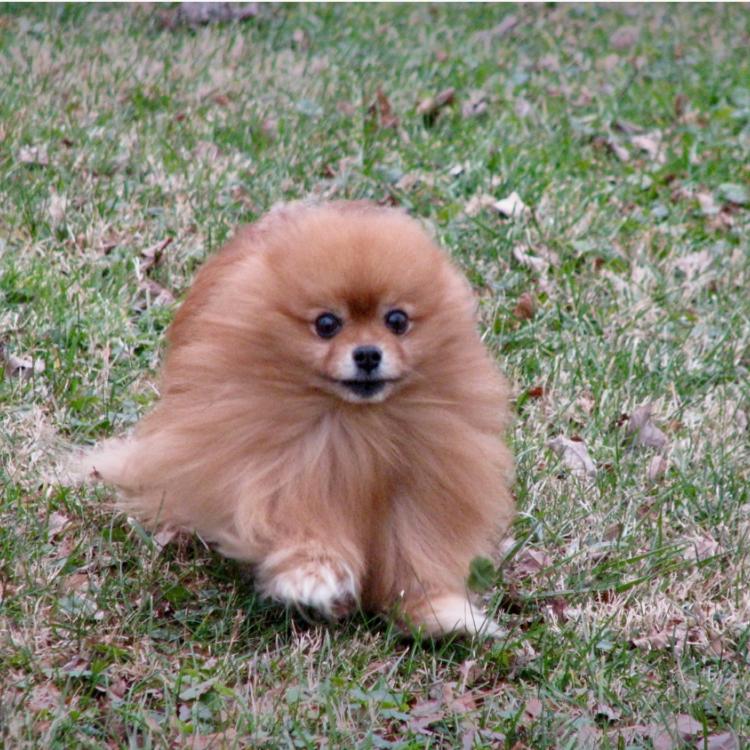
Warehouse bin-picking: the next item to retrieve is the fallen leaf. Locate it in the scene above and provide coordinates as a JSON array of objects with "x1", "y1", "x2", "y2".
[
  {"x1": 512, "y1": 246, "x2": 548, "y2": 274},
  {"x1": 647, "y1": 455, "x2": 669, "y2": 481},
  {"x1": 522, "y1": 697, "x2": 543, "y2": 723},
  {"x1": 1, "y1": 346, "x2": 45, "y2": 379},
  {"x1": 607, "y1": 139, "x2": 630, "y2": 162},
  {"x1": 631, "y1": 132, "x2": 665, "y2": 164},
  {"x1": 631, "y1": 628, "x2": 670, "y2": 652},
  {"x1": 626, "y1": 404, "x2": 668, "y2": 450},
  {"x1": 683, "y1": 534, "x2": 721, "y2": 562},
  {"x1": 592, "y1": 701, "x2": 621, "y2": 723},
  {"x1": 610, "y1": 25, "x2": 639, "y2": 50},
  {"x1": 513, "y1": 292, "x2": 536, "y2": 320},
  {"x1": 27, "y1": 684, "x2": 62, "y2": 712},
  {"x1": 408, "y1": 698, "x2": 446, "y2": 733},
  {"x1": 493, "y1": 191, "x2": 528, "y2": 219},
  {"x1": 464, "y1": 193, "x2": 497, "y2": 217},
  {"x1": 139, "y1": 237, "x2": 173, "y2": 276},
  {"x1": 511, "y1": 548, "x2": 554, "y2": 577},
  {"x1": 153, "y1": 528, "x2": 177, "y2": 552},
  {"x1": 548, "y1": 436, "x2": 596, "y2": 477},
  {"x1": 651, "y1": 714, "x2": 703, "y2": 750},
  {"x1": 136, "y1": 279, "x2": 175, "y2": 309},
  {"x1": 18, "y1": 144, "x2": 49, "y2": 165},
  {"x1": 458, "y1": 659, "x2": 482, "y2": 691},
  {"x1": 703, "y1": 731, "x2": 740, "y2": 750},
  {"x1": 417, "y1": 87, "x2": 455, "y2": 125},
  {"x1": 372, "y1": 87, "x2": 399, "y2": 129},
  {"x1": 462, "y1": 90, "x2": 488, "y2": 118},
  {"x1": 48, "y1": 511, "x2": 71, "y2": 538}
]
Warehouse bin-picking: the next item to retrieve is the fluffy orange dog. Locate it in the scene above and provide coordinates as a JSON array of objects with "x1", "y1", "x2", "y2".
[{"x1": 86, "y1": 200, "x2": 514, "y2": 636}]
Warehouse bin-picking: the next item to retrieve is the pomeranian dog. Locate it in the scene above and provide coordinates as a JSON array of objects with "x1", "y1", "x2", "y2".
[{"x1": 85, "y1": 200, "x2": 514, "y2": 637}]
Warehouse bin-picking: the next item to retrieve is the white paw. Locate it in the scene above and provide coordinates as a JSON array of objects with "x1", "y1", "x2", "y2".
[
  {"x1": 261, "y1": 558, "x2": 359, "y2": 620},
  {"x1": 412, "y1": 595, "x2": 504, "y2": 638}
]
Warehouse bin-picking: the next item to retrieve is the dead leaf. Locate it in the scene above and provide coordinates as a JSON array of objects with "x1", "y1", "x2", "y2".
[
  {"x1": 522, "y1": 697, "x2": 543, "y2": 723},
  {"x1": 703, "y1": 731, "x2": 740, "y2": 750},
  {"x1": 683, "y1": 534, "x2": 721, "y2": 562},
  {"x1": 462, "y1": 90, "x2": 488, "y2": 118},
  {"x1": 464, "y1": 193, "x2": 497, "y2": 217},
  {"x1": 626, "y1": 404, "x2": 668, "y2": 451},
  {"x1": 647, "y1": 455, "x2": 669, "y2": 481},
  {"x1": 631, "y1": 132, "x2": 665, "y2": 164},
  {"x1": 512, "y1": 246, "x2": 548, "y2": 274},
  {"x1": 513, "y1": 292, "x2": 536, "y2": 320},
  {"x1": 631, "y1": 628, "x2": 670, "y2": 652},
  {"x1": 592, "y1": 701, "x2": 621, "y2": 723},
  {"x1": 153, "y1": 528, "x2": 177, "y2": 552},
  {"x1": 511, "y1": 548, "x2": 554, "y2": 578},
  {"x1": 1, "y1": 345, "x2": 45, "y2": 379},
  {"x1": 548, "y1": 436, "x2": 596, "y2": 477},
  {"x1": 136, "y1": 279, "x2": 175, "y2": 309},
  {"x1": 27, "y1": 684, "x2": 62, "y2": 712},
  {"x1": 607, "y1": 139, "x2": 630, "y2": 162},
  {"x1": 651, "y1": 714, "x2": 703, "y2": 750},
  {"x1": 18, "y1": 144, "x2": 49, "y2": 166},
  {"x1": 493, "y1": 191, "x2": 528, "y2": 219},
  {"x1": 417, "y1": 87, "x2": 455, "y2": 124},
  {"x1": 139, "y1": 237, "x2": 173, "y2": 276},
  {"x1": 458, "y1": 659, "x2": 482, "y2": 691},
  {"x1": 371, "y1": 87, "x2": 399, "y2": 129},
  {"x1": 610, "y1": 25, "x2": 640, "y2": 50},
  {"x1": 48, "y1": 511, "x2": 71, "y2": 538}
]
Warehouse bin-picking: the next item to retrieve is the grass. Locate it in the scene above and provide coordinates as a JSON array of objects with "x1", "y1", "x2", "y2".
[{"x1": 1, "y1": 3, "x2": 749, "y2": 748}]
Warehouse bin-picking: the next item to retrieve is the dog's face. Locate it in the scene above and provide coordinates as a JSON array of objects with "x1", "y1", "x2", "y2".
[
  {"x1": 305, "y1": 300, "x2": 414, "y2": 403},
  {"x1": 252, "y1": 203, "x2": 475, "y2": 404}
]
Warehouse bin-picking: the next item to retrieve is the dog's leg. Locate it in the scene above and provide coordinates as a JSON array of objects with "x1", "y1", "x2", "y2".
[{"x1": 255, "y1": 543, "x2": 362, "y2": 620}]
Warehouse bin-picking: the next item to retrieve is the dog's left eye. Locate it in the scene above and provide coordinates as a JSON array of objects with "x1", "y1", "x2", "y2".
[{"x1": 384, "y1": 309, "x2": 409, "y2": 335}]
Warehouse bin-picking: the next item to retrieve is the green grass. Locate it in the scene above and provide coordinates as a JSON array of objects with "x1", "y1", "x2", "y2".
[{"x1": 1, "y1": 3, "x2": 749, "y2": 748}]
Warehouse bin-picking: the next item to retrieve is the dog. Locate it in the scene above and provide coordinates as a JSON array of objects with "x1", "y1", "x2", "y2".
[{"x1": 85, "y1": 200, "x2": 514, "y2": 636}]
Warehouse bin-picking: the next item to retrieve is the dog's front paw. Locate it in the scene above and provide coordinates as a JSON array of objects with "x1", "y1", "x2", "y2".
[
  {"x1": 400, "y1": 594, "x2": 503, "y2": 639},
  {"x1": 259, "y1": 550, "x2": 359, "y2": 621}
]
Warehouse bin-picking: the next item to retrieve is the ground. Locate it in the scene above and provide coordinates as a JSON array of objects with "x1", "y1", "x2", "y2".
[{"x1": 1, "y1": 4, "x2": 749, "y2": 748}]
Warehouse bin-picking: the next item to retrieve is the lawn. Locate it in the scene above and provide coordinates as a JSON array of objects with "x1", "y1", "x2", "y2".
[{"x1": 1, "y1": 3, "x2": 749, "y2": 748}]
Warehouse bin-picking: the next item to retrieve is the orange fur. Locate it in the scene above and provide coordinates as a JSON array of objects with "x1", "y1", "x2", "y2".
[{"x1": 86, "y1": 200, "x2": 515, "y2": 636}]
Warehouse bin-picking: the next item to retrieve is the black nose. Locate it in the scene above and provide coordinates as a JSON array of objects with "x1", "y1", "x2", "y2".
[{"x1": 352, "y1": 345, "x2": 382, "y2": 374}]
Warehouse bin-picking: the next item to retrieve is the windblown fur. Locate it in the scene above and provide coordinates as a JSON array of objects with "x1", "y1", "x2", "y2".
[{"x1": 86, "y1": 200, "x2": 514, "y2": 636}]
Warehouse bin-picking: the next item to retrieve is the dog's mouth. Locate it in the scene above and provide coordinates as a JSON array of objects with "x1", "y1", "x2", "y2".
[{"x1": 339, "y1": 379, "x2": 392, "y2": 398}]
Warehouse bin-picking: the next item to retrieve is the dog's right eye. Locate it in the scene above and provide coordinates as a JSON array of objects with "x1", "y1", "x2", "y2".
[{"x1": 314, "y1": 313, "x2": 342, "y2": 339}]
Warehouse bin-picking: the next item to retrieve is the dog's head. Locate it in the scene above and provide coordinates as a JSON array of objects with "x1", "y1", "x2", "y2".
[{"x1": 241, "y1": 201, "x2": 478, "y2": 404}]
